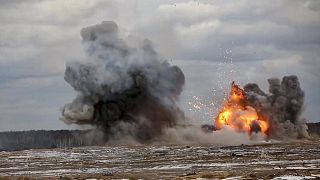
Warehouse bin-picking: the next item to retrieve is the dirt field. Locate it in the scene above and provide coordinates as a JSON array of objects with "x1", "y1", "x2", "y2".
[{"x1": 0, "y1": 139, "x2": 319, "y2": 179}]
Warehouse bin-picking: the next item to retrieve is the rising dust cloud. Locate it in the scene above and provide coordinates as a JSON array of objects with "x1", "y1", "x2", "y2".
[
  {"x1": 61, "y1": 21, "x2": 185, "y2": 143},
  {"x1": 61, "y1": 21, "x2": 309, "y2": 145},
  {"x1": 244, "y1": 75, "x2": 308, "y2": 139}
]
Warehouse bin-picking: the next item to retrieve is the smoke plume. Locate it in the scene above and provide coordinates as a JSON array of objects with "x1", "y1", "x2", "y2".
[
  {"x1": 244, "y1": 75, "x2": 308, "y2": 139},
  {"x1": 61, "y1": 21, "x2": 185, "y2": 142}
]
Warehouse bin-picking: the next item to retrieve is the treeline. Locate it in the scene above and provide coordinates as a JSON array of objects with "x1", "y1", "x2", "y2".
[
  {"x1": 307, "y1": 122, "x2": 320, "y2": 137},
  {"x1": 0, "y1": 123, "x2": 319, "y2": 151},
  {"x1": 0, "y1": 130, "x2": 105, "y2": 151}
]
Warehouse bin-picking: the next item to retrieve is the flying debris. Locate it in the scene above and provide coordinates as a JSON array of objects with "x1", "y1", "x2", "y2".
[
  {"x1": 61, "y1": 21, "x2": 185, "y2": 142},
  {"x1": 215, "y1": 75, "x2": 308, "y2": 139},
  {"x1": 60, "y1": 22, "x2": 308, "y2": 143}
]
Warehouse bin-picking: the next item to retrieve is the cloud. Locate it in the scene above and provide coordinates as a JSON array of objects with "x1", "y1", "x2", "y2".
[
  {"x1": 0, "y1": 0, "x2": 115, "y2": 26},
  {"x1": 305, "y1": 0, "x2": 320, "y2": 11},
  {"x1": 0, "y1": 0, "x2": 319, "y2": 131},
  {"x1": 136, "y1": 0, "x2": 320, "y2": 61}
]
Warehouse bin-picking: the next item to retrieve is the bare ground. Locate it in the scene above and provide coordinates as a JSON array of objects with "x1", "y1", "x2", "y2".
[{"x1": 0, "y1": 139, "x2": 319, "y2": 179}]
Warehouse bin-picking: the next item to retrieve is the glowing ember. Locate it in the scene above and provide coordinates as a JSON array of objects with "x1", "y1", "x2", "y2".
[{"x1": 215, "y1": 82, "x2": 269, "y2": 135}]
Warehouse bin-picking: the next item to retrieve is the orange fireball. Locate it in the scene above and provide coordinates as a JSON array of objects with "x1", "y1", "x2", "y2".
[{"x1": 215, "y1": 82, "x2": 269, "y2": 135}]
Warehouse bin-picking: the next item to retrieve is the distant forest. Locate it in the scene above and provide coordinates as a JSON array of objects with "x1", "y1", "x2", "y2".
[
  {"x1": 0, "y1": 130, "x2": 105, "y2": 151},
  {"x1": 0, "y1": 123, "x2": 319, "y2": 151},
  {"x1": 307, "y1": 122, "x2": 320, "y2": 137}
]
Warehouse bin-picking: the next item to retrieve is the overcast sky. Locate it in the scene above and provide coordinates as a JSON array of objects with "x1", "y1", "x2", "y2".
[{"x1": 0, "y1": 0, "x2": 319, "y2": 131}]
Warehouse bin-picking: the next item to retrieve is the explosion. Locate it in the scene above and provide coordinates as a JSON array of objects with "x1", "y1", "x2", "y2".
[
  {"x1": 61, "y1": 21, "x2": 308, "y2": 143},
  {"x1": 215, "y1": 82, "x2": 269, "y2": 135},
  {"x1": 61, "y1": 21, "x2": 185, "y2": 142},
  {"x1": 214, "y1": 75, "x2": 308, "y2": 139}
]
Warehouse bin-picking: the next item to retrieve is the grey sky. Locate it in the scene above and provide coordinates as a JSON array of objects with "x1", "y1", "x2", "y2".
[{"x1": 0, "y1": 0, "x2": 319, "y2": 131}]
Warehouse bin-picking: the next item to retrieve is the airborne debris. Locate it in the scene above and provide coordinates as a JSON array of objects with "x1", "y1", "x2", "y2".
[{"x1": 215, "y1": 75, "x2": 308, "y2": 139}]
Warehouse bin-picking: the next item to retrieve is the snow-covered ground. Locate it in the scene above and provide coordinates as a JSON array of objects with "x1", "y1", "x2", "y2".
[{"x1": 0, "y1": 140, "x2": 319, "y2": 179}]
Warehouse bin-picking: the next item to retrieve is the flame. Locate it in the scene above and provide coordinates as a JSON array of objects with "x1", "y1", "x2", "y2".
[{"x1": 215, "y1": 82, "x2": 269, "y2": 135}]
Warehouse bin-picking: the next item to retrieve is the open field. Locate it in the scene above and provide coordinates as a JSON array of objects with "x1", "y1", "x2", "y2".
[{"x1": 0, "y1": 139, "x2": 319, "y2": 179}]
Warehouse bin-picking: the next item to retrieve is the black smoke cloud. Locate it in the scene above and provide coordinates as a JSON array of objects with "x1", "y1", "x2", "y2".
[
  {"x1": 244, "y1": 75, "x2": 308, "y2": 139},
  {"x1": 61, "y1": 21, "x2": 185, "y2": 142}
]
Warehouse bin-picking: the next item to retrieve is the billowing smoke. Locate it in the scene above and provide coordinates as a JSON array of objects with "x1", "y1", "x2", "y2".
[
  {"x1": 61, "y1": 21, "x2": 185, "y2": 142},
  {"x1": 244, "y1": 75, "x2": 308, "y2": 139}
]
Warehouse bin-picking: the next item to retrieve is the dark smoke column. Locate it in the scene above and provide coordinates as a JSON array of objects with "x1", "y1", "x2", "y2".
[
  {"x1": 61, "y1": 21, "x2": 185, "y2": 142},
  {"x1": 244, "y1": 75, "x2": 308, "y2": 139}
]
